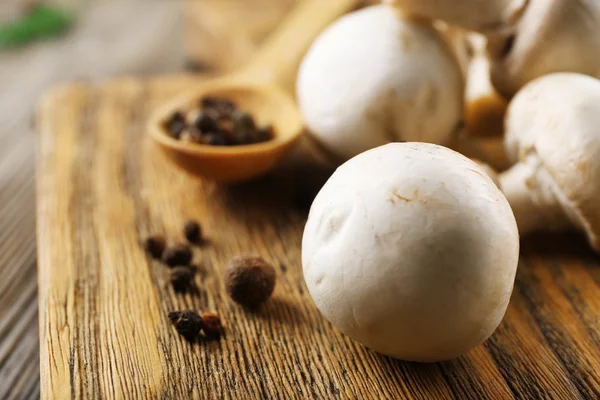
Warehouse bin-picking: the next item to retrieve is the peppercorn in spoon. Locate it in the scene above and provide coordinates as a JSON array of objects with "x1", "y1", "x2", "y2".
[{"x1": 149, "y1": 0, "x2": 360, "y2": 182}]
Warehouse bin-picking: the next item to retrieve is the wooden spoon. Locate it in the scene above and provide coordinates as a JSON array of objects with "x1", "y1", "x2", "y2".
[{"x1": 149, "y1": 0, "x2": 360, "y2": 182}]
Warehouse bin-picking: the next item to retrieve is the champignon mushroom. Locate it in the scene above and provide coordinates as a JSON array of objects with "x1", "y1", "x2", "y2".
[
  {"x1": 489, "y1": 0, "x2": 600, "y2": 98},
  {"x1": 387, "y1": 0, "x2": 600, "y2": 98},
  {"x1": 296, "y1": 5, "x2": 464, "y2": 162},
  {"x1": 496, "y1": 73, "x2": 600, "y2": 251},
  {"x1": 302, "y1": 142, "x2": 519, "y2": 362}
]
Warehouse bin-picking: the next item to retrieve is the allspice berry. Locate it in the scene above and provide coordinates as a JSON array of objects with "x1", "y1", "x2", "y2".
[
  {"x1": 144, "y1": 235, "x2": 166, "y2": 259},
  {"x1": 200, "y1": 312, "x2": 223, "y2": 339},
  {"x1": 224, "y1": 255, "x2": 276, "y2": 308},
  {"x1": 163, "y1": 244, "x2": 193, "y2": 267},
  {"x1": 183, "y1": 220, "x2": 202, "y2": 244},
  {"x1": 168, "y1": 310, "x2": 203, "y2": 341}
]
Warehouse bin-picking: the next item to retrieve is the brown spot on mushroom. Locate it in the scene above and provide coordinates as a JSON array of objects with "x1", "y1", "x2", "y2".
[
  {"x1": 400, "y1": 31, "x2": 414, "y2": 51},
  {"x1": 392, "y1": 188, "x2": 412, "y2": 203},
  {"x1": 576, "y1": 160, "x2": 591, "y2": 180}
]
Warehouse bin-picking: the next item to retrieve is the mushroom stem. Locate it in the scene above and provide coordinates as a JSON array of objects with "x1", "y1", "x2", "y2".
[
  {"x1": 499, "y1": 160, "x2": 569, "y2": 235},
  {"x1": 385, "y1": 0, "x2": 527, "y2": 34},
  {"x1": 451, "y1": 133, "x2": 509, "y2": 171}
]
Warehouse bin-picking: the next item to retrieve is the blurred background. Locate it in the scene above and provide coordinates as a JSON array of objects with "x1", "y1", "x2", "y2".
[{"x1": 0, "y1": 0, "x2": 316, "y2": 397}]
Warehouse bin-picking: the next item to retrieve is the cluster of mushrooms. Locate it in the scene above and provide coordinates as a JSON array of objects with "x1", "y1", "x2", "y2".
[{"x1": 299, "y1": 1, "x2": 600, "y2": 362}]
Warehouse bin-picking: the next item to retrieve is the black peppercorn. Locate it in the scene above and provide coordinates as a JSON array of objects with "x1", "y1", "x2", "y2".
[
  {"x1": 168, "y1": 310, "x2": 203, "y2": 341},
  {"x1": 164, "y1": 112, "x2": 187, "y2": 139},
  {"x1": 183, "y1": 220, "x2": 202, "y2": 244},
  {"x1": 200, "y1": 312, "x2": 223, "y2": 339},
  {"x1": 163, "y1": 244, "x2": 193, "y2": 267},
  {"x1": 256, "y1": 126, "x2": 274, "y2": 143},
  {"x1": 233, "y1": 111, "x2": 256, "y2": 132},
  {"x1": 172, "y1": 97, "x2": 274, "y2": 147},
  {"x1": 170, "y1": 266, "x2": 196, "y2": 293},
  {"x1": 203, "y1": 133, "x2": 227, "y2": 146},
  {"x1": 195, "y1": 112, "x2": 218, "y2": 133},
  {"x1": 201, "y1": 96, "x2": 219, "y2": 109},
  {"x1": 224, "y1": 255, "x2": 276, "y2": 308},
  {"x1": 215, "y1": 99, "x2": 236, "y2": 116},
  {"x1": 144, "y1": 234, "x2": 166, "y2": 259}
]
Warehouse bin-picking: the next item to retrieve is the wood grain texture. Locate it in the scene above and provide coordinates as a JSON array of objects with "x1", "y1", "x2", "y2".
[
  {"x1": 0, "y1": 2, "x2": 186, "y2": 398},
  {"x1": 37, "y1": 75, "x2": 600, "y2": 399}
]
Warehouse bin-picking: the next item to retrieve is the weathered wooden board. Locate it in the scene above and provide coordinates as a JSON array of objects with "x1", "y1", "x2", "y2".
[{"x1": 37, "y1": 75, "x2": 600, "y2": 399}]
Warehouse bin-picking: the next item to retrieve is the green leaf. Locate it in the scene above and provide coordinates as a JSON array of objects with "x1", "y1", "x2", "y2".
[{"x1": 0, "y1": 5, "x2": 74, "y2": 48}]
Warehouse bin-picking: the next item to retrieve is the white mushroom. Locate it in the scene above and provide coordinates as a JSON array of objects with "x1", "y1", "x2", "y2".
[
  {"x1": 297, "y1": 5, "x2": 464, "y2": 162},
  {"x1": 387, "y1": 0, "x2": 600, "y2": 98},
  {"x1": 489, "y1": 0, "x2": 600, "y2": 98},
  {"x1": 497, "y1": 73, "x2": 600, "y2": 251},
  {"x1": 302, "y1": 142, "x2": 519, "y2": 362}
]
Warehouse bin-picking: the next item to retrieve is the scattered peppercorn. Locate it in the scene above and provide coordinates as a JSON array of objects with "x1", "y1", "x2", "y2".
[
  {"x1": 163, "y1": 244, "x2": 193, "y2": 267},
  {"x1": 144, "y1": 234, "x2": 166, "y2": 259},
  {"x1": 224, "y1": 255, "x2": 276, "y2": 308},
  {"x1": 164, "y1": 112, "x2": 186, "y2": 139},
  {"x1": 183, "y1": 220, "x2": 202, "y2": 244},
  {"x1": 200, "y1": 312, "x2": 223, "y2": 339},
  {"x1": 164, "y1": 97, "x2": 274, "y2": 146},
  {"x1": 170, "y1": 266, "x2": 196, "y2": 293},
  {"x1": 168, "y1": 310, "x2": 203, "y2": 341}
]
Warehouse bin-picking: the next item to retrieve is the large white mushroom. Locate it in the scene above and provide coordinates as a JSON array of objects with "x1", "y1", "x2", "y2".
[
  {"x1": 386, "y1": 0, "x2": 600, "y2": 98},
  {"x1": 496, "y1": 73, "x2": 600, "y2": 251},
  {"x1": 297, "y1": 5, "x2": 464, "y2": 162},
  {"x1": 302, "y1": 142, "x2": 519, "y2": 362}
]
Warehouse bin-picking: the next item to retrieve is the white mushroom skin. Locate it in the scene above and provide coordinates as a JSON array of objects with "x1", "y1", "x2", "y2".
[
  {"x1": 499, "y1": 73, "x2": 600, "y2": 251},
  {"x1": 302, "y1": 143, "x2": 519, "y2": 362},
  {"x1": 297, "y1": 5, "x2": 464, "y2": 162},
  {"x1": 488, "y1": 0, "x2": 600, "y2": 98},
  {"x1": 386, "y1": 0, "x2": 600, "y2": 98}
]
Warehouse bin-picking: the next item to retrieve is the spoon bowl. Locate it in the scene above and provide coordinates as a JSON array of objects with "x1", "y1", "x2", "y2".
[
  {"x1": 150, "y1": 81, "x2": 303, "y2": 182},
  {"x1": 148, "y1": 0, "x2": 359, "y2": 182}
]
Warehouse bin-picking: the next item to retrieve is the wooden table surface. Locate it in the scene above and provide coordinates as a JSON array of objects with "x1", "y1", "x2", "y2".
[
  {"x1": 37, "y1": 73, "x2": 600, "y2": 399},
  {"x1": 10, "y1": 0, "x2": 600, "y2": 398},
  {"x1": 1, "y1": 1, "x2": 293, "y2": 398}
]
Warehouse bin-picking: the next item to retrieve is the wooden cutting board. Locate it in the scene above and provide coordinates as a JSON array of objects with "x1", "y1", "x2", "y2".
[{"x1": 37, "y1": 75, "x2": 600, "y2": 399}]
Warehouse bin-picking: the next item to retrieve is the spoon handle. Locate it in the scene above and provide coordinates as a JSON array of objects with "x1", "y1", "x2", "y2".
[{"x1": 239, "y1": 0, "x2": 361, "y2": 92}]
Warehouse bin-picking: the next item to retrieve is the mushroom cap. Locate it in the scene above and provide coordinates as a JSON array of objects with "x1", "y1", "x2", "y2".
[
  {"x1": 302, "y1": 143, "x2": 519, "y2": 362},
  {"x1": 505, "y1": 73, "x2": 600, "y2": 250},
  {"x1": 489, "y1": 0, "x2": 600, "y2": 97},
  {"x1": 297, "y1": 5, "x2": 464, "y2": 162}
]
